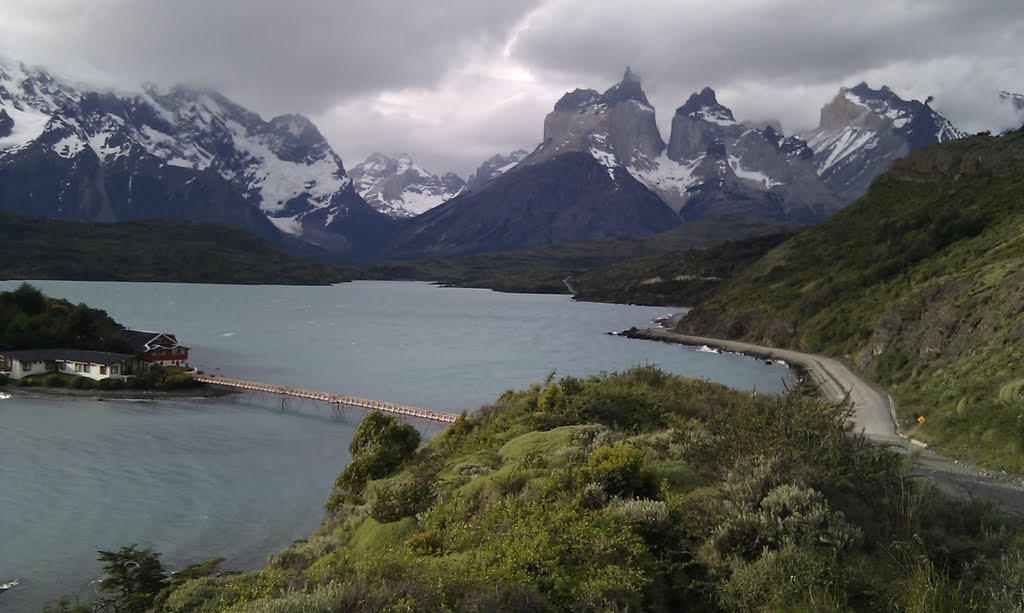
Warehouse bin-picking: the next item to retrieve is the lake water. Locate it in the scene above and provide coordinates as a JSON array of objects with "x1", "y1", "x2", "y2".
[{"x1": 0, "y1": 281, "x2": 791, "y2": 610}]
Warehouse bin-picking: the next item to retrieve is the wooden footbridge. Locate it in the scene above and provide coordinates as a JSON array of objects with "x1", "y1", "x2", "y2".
[{"x1": 193, "y1": 374, "x2": 459, "y2": 424}]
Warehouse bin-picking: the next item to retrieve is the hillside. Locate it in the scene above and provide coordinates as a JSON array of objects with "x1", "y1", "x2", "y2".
[
  {"x1": 0, "y1": 215, "x2": 348, "y2": 285},
  {"x1": 570, "y1": 232, "x2": 794, "y2": 306},
  {"x1": 679, "y1": 130, "x2": 1024, "y2": 471},
  {"x1": 105, "y1": 369, "x2": 1024, "y2": 612},
  {"x1": 355, "y1": 217, "x2": 792, "y2": 296}
]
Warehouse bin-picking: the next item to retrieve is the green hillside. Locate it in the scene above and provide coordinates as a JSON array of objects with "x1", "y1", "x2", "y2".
[
  {"x1": 0, "y1": 215, "x2": 348, "y2": 285},
  {"x1": 679, "y1": 130, "x2": 1024, "y2": 471},
  {"x1": 78, "y1": 370, "x2": 1024, "y2": 612}
]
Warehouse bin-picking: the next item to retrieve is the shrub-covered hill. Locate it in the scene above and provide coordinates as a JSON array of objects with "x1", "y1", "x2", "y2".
[
  {"x1": 151, "y1": 369, "x2": 1024, "y2": 612},
  {"x1": 679, "y1": 130, "x2": 1024, "y2": 472}
]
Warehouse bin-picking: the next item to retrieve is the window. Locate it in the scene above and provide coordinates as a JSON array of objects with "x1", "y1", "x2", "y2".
[
  {"x1": 111, "y1": 365, "x2": 120, "y2": 375},
  {"x1": 100, "y1": 365, "x2": 107, "y2": 375},
  {"x1": 84, "y1": 364, "x2": 91, "y2": 373},
  {"x1": 20, "y1": 361, "x2": 32, "y2": 370}
]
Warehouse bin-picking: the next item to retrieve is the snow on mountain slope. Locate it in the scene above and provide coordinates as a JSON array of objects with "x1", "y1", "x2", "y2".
[
  {"x1": 524, "y1": 74, "x2": 837, "y2": 224},
  {"x1": 465, "y1": 149, "x2": 529, "y2": 190},
  {"x1": 0, "y1": 58, "x2": 385, "y2": 249},
  {"x1": 801, "y1": 83, "x2": 963, "y2": 202},
  {"x1": 349, "y1": 153, "x2": 465, "y2": 217}
]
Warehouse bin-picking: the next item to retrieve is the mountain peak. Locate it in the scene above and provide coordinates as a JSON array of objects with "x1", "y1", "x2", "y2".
[
  {"x1": 350, "y1": 152, "x2": 464, "y2": 218},
  {"x1": 602, "y1": 67, "x2": 651, "y2": 107},
  {"x1": 803, "y1": 83, "x2": 962, "y2": 202},
  {"x1": 676, "y1": 87, "x2": 735, "y2": 125},
  {"x1": 553, "y1": 88, "x2": 604, "y2": 112}
]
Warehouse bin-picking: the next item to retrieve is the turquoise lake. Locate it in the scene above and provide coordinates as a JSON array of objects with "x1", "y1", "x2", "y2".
[{"x1": 0, "y1": 280, "x2": 791, "y2": 610}]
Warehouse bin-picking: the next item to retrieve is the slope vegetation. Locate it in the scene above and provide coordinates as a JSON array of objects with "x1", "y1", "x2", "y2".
[
  {"x1": 679, "y1": 130, "x2": 1024, "y2": 471},
  {"x1": 0, "y1": 215, "x2": 348, "y2": 285},
  {"x1": 149, "y1": 369, "x2": 1024, "y2": 612}
]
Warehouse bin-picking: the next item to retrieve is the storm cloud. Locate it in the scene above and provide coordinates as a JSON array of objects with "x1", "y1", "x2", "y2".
[{"x1": 2, "y1": 0, "x2": 1022, "y2": 174}]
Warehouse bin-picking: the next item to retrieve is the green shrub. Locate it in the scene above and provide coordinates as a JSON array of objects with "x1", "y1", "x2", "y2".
[
  {"x1": 369, "y1": 474, "x2": 435, "y2": 523},
  {"x1": 718, "y1": 545, "x2": 848, "y2": 612},
  {"x1": 0, "y1": 373, "x2": 8, "y2": 386},
  {"x1": 70, "y1": 376, "x2": 95, "y2": 390},
  {"x1": 582, "y1": 444, "x2": 657, "y2": 499}
]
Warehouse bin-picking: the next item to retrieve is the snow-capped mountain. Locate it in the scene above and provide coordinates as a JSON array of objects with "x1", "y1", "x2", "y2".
[
  {"x1": 800, "y1": 83, "x2": 962, "y2": 202},
  {"x1": 349, "y1": 153, "x2": 464, "y2": 218},
  {"x1": 519, "y1": 71, "x2": 837, "y2": 223},
  {"x1": 465, "y1": 149, "x2": 529, "y2": 191},
  {"x1": 652, "y1": 87, "x2": 838, "y2": 222},
  {"x1": 0, "y1": 59, "x2": 391, "y2": 254}
]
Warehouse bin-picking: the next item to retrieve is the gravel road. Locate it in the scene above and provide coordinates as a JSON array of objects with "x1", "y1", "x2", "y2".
[{"x1": 628, "y1": 328, "x2": 1024, "y2": 514}]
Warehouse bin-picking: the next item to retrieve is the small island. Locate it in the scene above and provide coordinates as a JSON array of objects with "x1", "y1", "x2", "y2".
[{"x1": 0, "y1": 283, "x2": 196, "y2": 391}]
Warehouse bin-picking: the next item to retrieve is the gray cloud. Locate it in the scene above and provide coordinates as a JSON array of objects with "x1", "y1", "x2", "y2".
[
  {"x1": 0, "y1": 0, "x2": 541, "y2": 113},
  {"x1": 512, "y1": 0, "x2": 1024, "y2": 134},
  {"x1": 2, "y1": 0, "x2": 1023, "y2": 175}
]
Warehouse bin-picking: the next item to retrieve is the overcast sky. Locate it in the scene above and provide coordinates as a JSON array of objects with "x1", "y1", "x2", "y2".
[{"x1": 2, "y1": 0, "x2": 1022, "y2": 175}]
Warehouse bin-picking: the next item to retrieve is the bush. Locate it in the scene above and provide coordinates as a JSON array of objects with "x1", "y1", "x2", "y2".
[
  {"x1": 327, "y1": 412, "x2": 421, "y2": 510},
  {"x1": 0, "y1": 373, "x2": 8, "y2": 386},
  {"x1": 369, "y1": 474, "x2": 435, "y2": 523},
  {"x1": 97, "y1": 378, "x2": 128, "y2": 391},
  {"x1": 582, "y1": 444, "x2": 657, "y2": 499},
  {"x1": 70, "y1": 376, "x2": 95, "y2": 390},
  {"x1": 44, "y1": 374, "x2": 69, "y2": 387}
]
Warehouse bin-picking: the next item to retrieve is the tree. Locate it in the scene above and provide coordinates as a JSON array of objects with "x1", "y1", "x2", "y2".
[
  {"x1": 94, "y1": 545, "x2": 168, "y2": 613},
  {"x1": 328, "y1": 411, "x2": 421, "y2": 508}
]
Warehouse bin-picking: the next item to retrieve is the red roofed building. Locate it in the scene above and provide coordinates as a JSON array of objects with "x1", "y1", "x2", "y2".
[{"x1": 121, "y1": 330, "x2": 190, "y2": 367}]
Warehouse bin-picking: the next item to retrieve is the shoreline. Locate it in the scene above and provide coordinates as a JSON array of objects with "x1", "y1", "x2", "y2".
[
  {"x1": 0, "y1": 382, "x2": 239, "y2": 402},
  {"x1": 622, "y1": 321, "x2": 1024, "y2": 509}
]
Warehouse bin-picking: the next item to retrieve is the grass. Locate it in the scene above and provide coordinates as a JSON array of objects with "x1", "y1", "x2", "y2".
[
  {"x1": 140, "y1": 367, "x2": 1024, "y2": 612},
  {"x1": 679, "y1": 130, "x2": 1024, "y2": 472}
]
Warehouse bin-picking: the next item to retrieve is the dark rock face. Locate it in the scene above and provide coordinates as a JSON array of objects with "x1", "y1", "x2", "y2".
[
  {"x1": 536, "y1": 68, "x2": 664, "y2": 172},
  {"x1": 0, "y1": 109, "x2": 13, "y2": 138},
  {"x1": 554, "y1": 89, "x2": 604, "y2": 112},
  {"x1": 675, "y1": 87, "x2": 735, "y2": 122},
  {"x1": 602, "y1": 67, "x2": 651, "y2": 107},
  {"x1": 394, "y1": 151, "x2": 681, "y2": 257}
]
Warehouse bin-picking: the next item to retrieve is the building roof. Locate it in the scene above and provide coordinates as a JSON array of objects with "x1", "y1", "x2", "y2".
[
  {"x1": 0, "y1": 348, "x2": 138, "y2": 365},
  {"x1": 121, "y1": 329, "x2": 185, "y2": 352}
]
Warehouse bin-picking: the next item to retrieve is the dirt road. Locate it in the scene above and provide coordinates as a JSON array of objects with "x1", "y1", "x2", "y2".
[{"x1": 628, "y1": 328, "x2": 1024, "y2": 513}]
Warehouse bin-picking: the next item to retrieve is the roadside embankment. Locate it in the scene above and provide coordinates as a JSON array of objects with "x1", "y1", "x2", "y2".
[{"x1": 622, "y1": 326, "x2": 1024, "y2": 512}]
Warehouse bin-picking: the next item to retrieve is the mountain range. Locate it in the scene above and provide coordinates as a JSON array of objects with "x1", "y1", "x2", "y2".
[
  {"x1": 0, "y1": 58, "x2": 970, "y2": 261},
  {"x1": 0, "y1": 60, "x2": 390, "y2": 257}
]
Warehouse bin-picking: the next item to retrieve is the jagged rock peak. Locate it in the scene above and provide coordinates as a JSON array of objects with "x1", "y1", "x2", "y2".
[
  {"x1": 602, "y1": 66, "x2": 651, "y2": 107},
  {"x1": 466, "y1": 149, "x2": 529, "y2": 190},
  {"x1": 676, "y1": 87, "x2": 735, "y2": 124},
  {"x1": 0, "y1": 108, "x2": 13, "y2": 138},
  {"x1": 554, "y1": 88, "x2": 604, "y2": 112},
  {"x1": 350, "y1": 152, "x2": 464, "y2": 218}
]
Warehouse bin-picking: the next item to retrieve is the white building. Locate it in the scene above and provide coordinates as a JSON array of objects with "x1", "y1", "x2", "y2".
[{"x1": 0, "y1": 349, "x2": 141, "y2": 381}]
